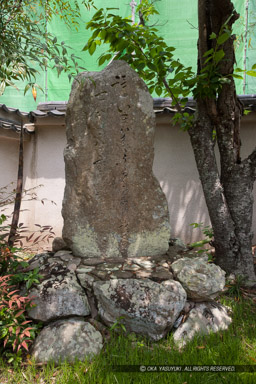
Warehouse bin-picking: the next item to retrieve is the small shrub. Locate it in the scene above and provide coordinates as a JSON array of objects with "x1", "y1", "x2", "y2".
[
  {"x1": 225, "y1": 275, "x2": 245, "y2": 299},
  {"x1": 0, "y1": 274, "x2": 40, "y2": 361},
  {"x1": 0, "y1": 184, "x2": 52, "y2": 363},
  {"x1": 0, "y1": 217, "x2": 42, "y2": 363},
  {"x1": 189, "y1": 222, "x2": 214, "y2": 261},
  {"x1": 110, "y1": 316, "x2": 127, "y2": 333}
]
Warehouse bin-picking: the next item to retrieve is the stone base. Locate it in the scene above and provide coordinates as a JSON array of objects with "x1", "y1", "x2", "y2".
[{"x1": 25, "y1": 241, "x2": 231, "y2": 364}]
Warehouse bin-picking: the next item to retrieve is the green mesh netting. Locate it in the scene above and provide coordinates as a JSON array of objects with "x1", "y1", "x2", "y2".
[{"x1": 0, "y1": 0, "x2": 254, "y2": 112}]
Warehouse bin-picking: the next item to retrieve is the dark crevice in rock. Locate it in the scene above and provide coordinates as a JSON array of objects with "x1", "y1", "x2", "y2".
[
  {"x1": 42, "y1": 314, "x2": 88, "y2": 327},
  {"x1": 75, "y1": 272, "x2": 98, "y2": 319}
]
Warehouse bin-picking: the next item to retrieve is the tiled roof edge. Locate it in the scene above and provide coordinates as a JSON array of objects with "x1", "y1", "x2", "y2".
[{"x1": 1, "y1": 95, "x2": 256, "y2": 131}]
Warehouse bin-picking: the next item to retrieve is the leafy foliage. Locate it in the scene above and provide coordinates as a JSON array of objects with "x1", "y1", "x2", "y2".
[
  {"x1": 0, "y1": 184, "x2": 55, "y2": 250},
  {"x1": 0, "y1": 274, "x2": 37, "y2": 358},
  {"x1": 189, "y1": 223, "x2": 214, "y2": 261},
  {"x1": 0, "y1": 186, "x2": 52, "y2": 363},
  {"x1": 0, "y1": 0, "x2": 95, "y2": 96},
  {"x1": 189, "y1": 223, "x2": 214, "y2": 249},
  {"x1": 84, "y1": 2, "x2": 241, "y2": 128},
  {"x1": 0, "y1": 242, "x2": 42, "y2": 363},
  {"x1": 84, "y1": 5, "x2": 193, "y2": 101}
]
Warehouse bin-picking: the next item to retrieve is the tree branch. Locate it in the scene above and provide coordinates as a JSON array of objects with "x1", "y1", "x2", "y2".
[
  {"x1": 8, "y1": 120, "x2": 24, "y2": 247},
  {"x1": 162, "y1": 77, "x2": 183, "y2": 113}
]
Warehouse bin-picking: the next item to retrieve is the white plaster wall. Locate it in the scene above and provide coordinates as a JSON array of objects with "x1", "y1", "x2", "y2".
[
  {"x1": 21, "y1": 126, "x2": 66, "y2": 247},
  {"x1": 0, "y1": 137, "x2": 20, "y2": 187},
  {"x1": 0, "y1": 136, "x2": 20, "y2": 225},
  {"x1": 1, "y1": 112, "x2": 255, "y2": 250}
]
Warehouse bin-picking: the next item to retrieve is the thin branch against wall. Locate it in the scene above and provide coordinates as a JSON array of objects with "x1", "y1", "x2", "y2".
[{"x1": 8, "y1": 120, "x2": 24, "y2": 247}]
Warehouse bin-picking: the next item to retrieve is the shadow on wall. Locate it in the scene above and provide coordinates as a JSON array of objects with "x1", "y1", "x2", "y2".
[
  {"x1": 153, "y1": 122, "x2": 211, "y2": 244},
  {"x1": 161, "y1": 178, "x2": 210, "y2": 244}
]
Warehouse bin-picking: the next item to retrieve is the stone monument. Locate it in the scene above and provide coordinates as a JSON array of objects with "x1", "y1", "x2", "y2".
[{"x1": 62, "y1": 60, "x2": 171, "y2": 258}]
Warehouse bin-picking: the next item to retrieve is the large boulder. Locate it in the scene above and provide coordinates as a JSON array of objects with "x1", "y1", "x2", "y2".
[
  {"x1": 93, "y1": 278, "x2": 187, "y2": 340},
  {"x1": 171, "y1": 256, "x2": 226, "y2": 300},
  {"x1": 31, "y1": 318, "x2": 103, "y2": 363},
  {"x1": 173, "y1": 302, "x2": 232, "y2": 347},
  {"x1": 62, "y1": 60, "x2": 170, "y2": 258},
  {"x1": 27, "y1": 273, "x2": 91, "y2": 322}
]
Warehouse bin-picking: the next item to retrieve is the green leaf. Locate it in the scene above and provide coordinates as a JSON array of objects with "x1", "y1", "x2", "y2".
[
  {"x1": 175, "y1": 72, "x2": 186, "y2": 81},
  {"x1": 98, "y1": 54, "x2": 111, "y2": 66},
  {"x1": 217, "y1": 32, "x2": 230, "y2": 45},
  {"x1": 246, "y1": 70, "x2": 256, "y2": 77},
  {"x1": 88, "y1": 41, "x2": 96, "y2": 55},
  {"x1": 203, "y1": 48, "x2": 214, "y2": 57},
  {"x1": 82, "y1": 43, "x2": 89, "y2": 52},
  {"x1": 148, "y1": 85, "x2": 155, "y2": 94},
  {"x1": 214, "y1": 49, "x2": 225, "y2": 64},
  {"x1": 91, "y1": 29, "x2": 100, "y2": 39},
  {"x1": 135, "y1": 62, "x2": 146, "y2": 71},
  {"x1": 155, "y1": 86, "x2": 162, "y2": 96},
  {"x1": 232, "y1": 73, "x2": 243, "y2": 80},
  {"x1": 148, "y1": 62, "x2": 157, "y2": 71},
  {"x1": 252, "y1": 64, "x2": 256, "y2": 70},
  {"x1": 209, "y1": 32, "x2": 217, "y2": 40},
  {"x1": 23, "y1": 83, "x2": 31, "y2": 95}
]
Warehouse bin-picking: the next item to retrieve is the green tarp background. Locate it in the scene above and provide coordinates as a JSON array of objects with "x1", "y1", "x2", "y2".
[{"x1": 1, "y1": 0, "x2": 255, "y2": 112}]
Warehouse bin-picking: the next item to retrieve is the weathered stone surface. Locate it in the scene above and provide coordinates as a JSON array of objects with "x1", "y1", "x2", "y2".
[
  {"x1": 171, "y1": 256, "x2": 226, "y2": 300},
  {"x1": 91, "y1": 270, "x2": 111, "y2": 280},
  {"x1": 26, "y1": 248, "x2": 232, "y2": 358},
  {"x1": 77, "y1": 272, "x2": 96, "y2": 289},
  {"x1": 183, "y1": 301, "x2": 195, "y2": 314},
  {"x1": 135, "y1": 270, "x2": 152, "y2": 279},
  {"x1": 103, "y1": 257, "x2": 125, "y2": 264},
  {"x1": 52, "y1": 237, "x2": 69, "y2": 253},
  {"x1": 123, "y1": 263, "x2": 141, "y2": 272},
  {"x1": 27, "y1": 253, "x2": 52, "y2": 268},
  {"x1": 76, "y1": 267, "x2": 94, "y2": 273},
  {"x1": 173, "y1": 302, "x2": 232, "y2": 347},
  {"x1": 150, "y1": 270, "x2": 173, "y2": 282},
  {"x1": 62, "y1": 60, "x2": 170, "y2": 258},
  {"x1": 166, "y1": 238, "x2": 187, "y2": 263},
  {"x1": 31, "y1": 318, "x2": 103, "y2": 363},
  {"x1": 58, "y1": 254, "x2": 81, "y2": 265},
  {"x1": 38, "y1": 261, "x2": 67, "y2": 281},
  {"x1": 131, "y1": 258, "x2": 155, "y2": 269},
  {"x1": 80, "y1": 258, "x2": 105, "y2": 266},
  {"x1": 67, "y1": 263, "x2": 77, "y2": 272},
  {"x1": 93, "y1": 278, "x2": 187, "y2": 340},
  {"x1": 111, "y1": 270, "x2": 134, "y2": 279},
  {"x1": 157, "y1": 261, "x2": 170, "y2": 268},
  {"x1": 54, "y1": 250, "x2": 73, "y2": 257},
  {"x1": 27, "y1": 273, "x2": 91, "y2": 322}
]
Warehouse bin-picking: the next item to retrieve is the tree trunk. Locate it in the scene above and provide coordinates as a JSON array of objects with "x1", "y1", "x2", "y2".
[{"x1": 189, "y1": 0, "x2": 256, "y2": 283}]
